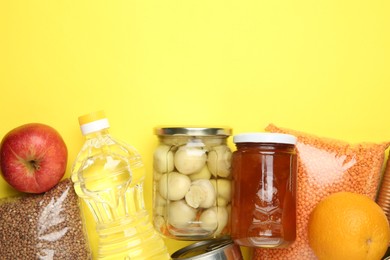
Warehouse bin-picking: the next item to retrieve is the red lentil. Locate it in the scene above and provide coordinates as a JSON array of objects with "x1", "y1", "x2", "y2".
[{"x1": 253, "y1": 124, "x2": 389, "y2": 260}]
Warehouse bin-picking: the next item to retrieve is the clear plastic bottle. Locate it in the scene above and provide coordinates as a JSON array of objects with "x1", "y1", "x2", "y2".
[{"x1": 71, "y1": 111, "x2": 170, "y2": 260}]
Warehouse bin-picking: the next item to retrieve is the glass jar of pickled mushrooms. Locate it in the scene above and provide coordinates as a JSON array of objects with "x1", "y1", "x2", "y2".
[{"x1": 153, "y1": 127, "x2": 232, "y2": 240}]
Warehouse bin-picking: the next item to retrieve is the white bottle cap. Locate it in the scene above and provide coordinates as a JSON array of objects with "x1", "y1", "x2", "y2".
[
  {"x1": 78, "y1": 111, "x2": 110, "y2": 135},
  {"x1": 233, "y1": 132, "x2": 297, "y2": 145}
]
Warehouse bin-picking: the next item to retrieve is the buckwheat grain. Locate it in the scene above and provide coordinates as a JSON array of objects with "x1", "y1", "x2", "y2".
[{"x1": 0, "y1": 179, "x2": 91, "y2": 260}]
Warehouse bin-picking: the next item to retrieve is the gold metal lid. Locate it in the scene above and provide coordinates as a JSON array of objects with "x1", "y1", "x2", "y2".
[{"x1": 154, "y1": 127, "x2": 232, "y2": 136}]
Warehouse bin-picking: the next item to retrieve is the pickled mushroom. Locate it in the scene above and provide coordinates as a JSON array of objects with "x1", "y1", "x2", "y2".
[
  {"x1": 174, "y1": 146, "x2": 207, "y2": 175},
  {"x1": 189, "y1": 166, "x2": 212, "y2": 181},
  {"x1": 199, "y1": 206, "x2": 228, "y2": 235},
  {"x1": 185, "y1": 179, "x2": 216, "y2": 209},
  {"x1": 168, "y1": 200, "x2": 197, "y2": 228},
  {"x1": 153, "y1": 144, "x2": 174, "y2": 173},
  {"x1": 158, "y1": 172, "x2": 191, "y2": 201},
  {"x1": 207, "y1": 145, "x2": 232, "y2": 178},
  {"x1": 210, "y1": 179, "x2": 232, "y2": 206}
]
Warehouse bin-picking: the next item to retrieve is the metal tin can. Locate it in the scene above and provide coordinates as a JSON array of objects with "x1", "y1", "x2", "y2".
[
  {"x1": 153, "y1": 127, "x2": 232, "y2": 240},
  {"x1": 171, "y1": 238, "x2": 243, "y2": 260},
  {"x1": 376, "y1": 158, "x2": 390, "y2": 224}
]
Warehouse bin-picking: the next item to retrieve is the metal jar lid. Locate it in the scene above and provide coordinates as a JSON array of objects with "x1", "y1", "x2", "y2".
[
  {"x1": 154, "y1": 127, "x2": 232, "y2": 137},
  {"x1": 171, "y1": 238, "x2": 242, "y2": 260}
]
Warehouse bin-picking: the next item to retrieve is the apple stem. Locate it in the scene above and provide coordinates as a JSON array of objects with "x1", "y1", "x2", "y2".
[{"x1": 29, "y1": 160, "x2": 40, "y2": 170}]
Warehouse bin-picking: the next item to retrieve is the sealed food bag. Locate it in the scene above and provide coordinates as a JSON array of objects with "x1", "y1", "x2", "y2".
[
  {"x1": 253, "y1": 124, "x2": 390, "y2": 260},
  {"x1": 0, "y1": 179, "x2": 91, "y2": 260}
]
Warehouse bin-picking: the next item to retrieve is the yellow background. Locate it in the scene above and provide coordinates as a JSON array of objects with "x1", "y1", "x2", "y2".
[{"x1": 0, "y1": 1, "x2": 389, "y2": 259}]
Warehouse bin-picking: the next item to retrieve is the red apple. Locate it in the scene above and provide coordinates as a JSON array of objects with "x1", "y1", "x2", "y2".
[{"x1": 0, "y1": 123, "x2": 68, "y2": 193}]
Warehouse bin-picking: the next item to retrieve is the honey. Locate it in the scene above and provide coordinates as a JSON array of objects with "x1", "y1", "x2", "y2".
[{"x1": 231, "y1": 133, "x2": 297, "y2": 248}]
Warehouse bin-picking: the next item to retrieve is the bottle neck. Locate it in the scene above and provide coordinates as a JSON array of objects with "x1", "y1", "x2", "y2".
[{"x1": 83, "y1": 128, "x2": 110, "y2": 139}]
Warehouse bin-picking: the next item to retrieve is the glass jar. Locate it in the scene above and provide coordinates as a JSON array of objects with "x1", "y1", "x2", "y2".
[
  {"x1": 231, "y1": 132, "x2": 297, "y2": 248},
  {"x1": 153, "y1": 127, "x2": 232, "y2": 240}
]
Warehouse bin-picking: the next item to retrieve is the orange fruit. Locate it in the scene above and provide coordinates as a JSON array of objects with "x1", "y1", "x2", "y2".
[{"x1": 308, "y1": 192, "x2": 390, "y2": 260}]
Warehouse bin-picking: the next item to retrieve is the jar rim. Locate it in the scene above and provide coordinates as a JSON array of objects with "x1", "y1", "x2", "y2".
[
  {"x1": 233, "y1": 132, "x2": 297, "y2": 145},
  {"x1": 171, "y1": 238, "x2": 239, "y2": 259},
  {"x1": 154, "y1": 127, "x2": 232, "y2": 136}
]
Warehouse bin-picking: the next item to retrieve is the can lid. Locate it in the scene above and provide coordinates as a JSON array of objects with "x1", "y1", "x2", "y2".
[
  {"x1": 171, "y1": 238, "x2": 240, "y2": 260},
  {"x1": 233, "y1": 132, "x2": 297, "y2": 145},
  {"x1": 78, "y1": 110, "x2": 110, "y2": 135},
  {"x1": 155, "y1": 127, "x2": 232, "y2": 137}
]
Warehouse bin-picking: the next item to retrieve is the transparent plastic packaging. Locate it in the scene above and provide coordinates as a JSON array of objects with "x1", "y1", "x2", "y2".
[
  {"x1": 0, "y1": 179, "x2": 91, "y2": 259},
  {"x1": 231, "y1": 133, "x2": 297, "y2": 248},
  {"x1": 253, "y1": 124, "x2": 390, "y2": 260},
  {"x1": 71, "y1": 111, "x2": 170, "y2": 260},
  {"x1": 153, "y1": 127, "x2": 232, "y2": 240}
]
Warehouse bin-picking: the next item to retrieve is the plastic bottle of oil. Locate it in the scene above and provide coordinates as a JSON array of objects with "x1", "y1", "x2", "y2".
[{"x1": 71, "y1": 111, "x2": 170, "y2": 260}]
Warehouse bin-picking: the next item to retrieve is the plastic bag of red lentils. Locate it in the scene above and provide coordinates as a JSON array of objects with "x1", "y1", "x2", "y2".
[{"x1": 253, "y1": 124, "x2": 390, "y2": 260}]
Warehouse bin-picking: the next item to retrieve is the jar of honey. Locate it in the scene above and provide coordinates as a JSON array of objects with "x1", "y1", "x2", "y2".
[{"x1": 231, "y1": 132, "x2": 297, "y2": 248}]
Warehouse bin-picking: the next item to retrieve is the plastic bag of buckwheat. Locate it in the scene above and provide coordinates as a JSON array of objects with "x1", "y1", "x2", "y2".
[{"x1": 0, "y1": 179, "x2": 92, "y2": 260}]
